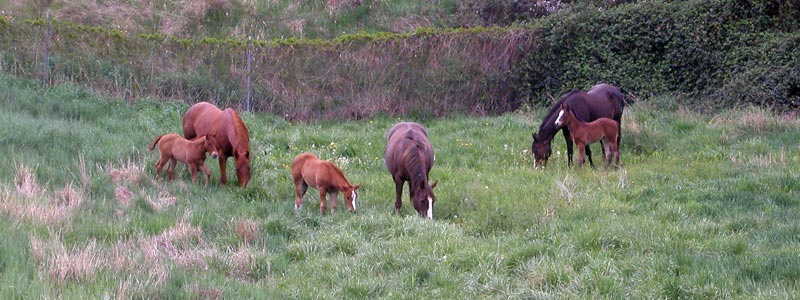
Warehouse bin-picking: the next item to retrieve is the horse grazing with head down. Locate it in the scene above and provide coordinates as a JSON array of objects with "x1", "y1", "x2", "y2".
[
  {"x1": 554, "y1": 104, "x2": 620, "y2": 170},
  {"x1": 384, "y1": 122, "x2": 438, "y2": 219},
  {"x1": 183, "y1": 102, "x2": 251, "y2": 188},
  {"x1": 149, "y1": 133, "x2": 219, "y2": 187},
  {"x1": 532, "y1": 84, "x2": 624, "y2": 168},
  {"x1": 291, "y1": 153, "x2": 360, "y2": 215}
]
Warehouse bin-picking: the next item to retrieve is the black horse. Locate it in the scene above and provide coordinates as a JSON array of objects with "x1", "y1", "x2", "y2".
[{"x1": 532, "y1": 84, "x2": 625, "y2": 168}]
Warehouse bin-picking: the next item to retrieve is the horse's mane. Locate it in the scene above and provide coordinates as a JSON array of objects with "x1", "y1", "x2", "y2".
[
  {"x1": 226, "y1": 109, "x2": 250, "y2": 152},
  {"x1": 537, "y1": 90, "x2": 583, "y2": 134},
  {"x1": 403, "y1": 137, "x2": 429, "y2": 191},
  {"x1": 325, "y1": 161, "x2": 352, "y2": 187}
]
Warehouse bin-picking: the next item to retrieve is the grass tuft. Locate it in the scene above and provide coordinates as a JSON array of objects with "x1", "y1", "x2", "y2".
[
  {"x1": 555, "y1": 175, "x2": 578, "y2": 205},
  {"x1": 14, "y1": 163, "x2": 41, "y2": 198},
  {"x1": 31, "y1": 236, "x2": 103, "y2": 285},
  {"x1": 233, "y1": 218, "x2": 259, "y2": 245},
  {"x1": 147, "y1": 190, "x2": 177, "y2": 212},
  {"x1": 2, "y1": 165, "x2": 83, "y2": 226}
]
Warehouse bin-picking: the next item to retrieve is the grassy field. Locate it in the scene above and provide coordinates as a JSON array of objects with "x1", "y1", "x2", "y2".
[{"x1": 1, "y1": 74, "x2": 799, "y2": 299}]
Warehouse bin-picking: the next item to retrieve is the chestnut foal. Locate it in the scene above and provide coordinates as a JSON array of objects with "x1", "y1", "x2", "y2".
[
  {"x1": 291, "y1": 153, "x2": 360, "y2": 215},
  {"x1": 554, "y1": 104, "x2": 620, "y2": 170},
  {"x1": 150, "y1": 133, "x2": 219, "y2": 186}
]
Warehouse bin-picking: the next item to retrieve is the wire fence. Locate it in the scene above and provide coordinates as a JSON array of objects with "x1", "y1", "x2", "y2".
[{"x1": 1, "y1": 17, "x2": 535, "y2": 119}]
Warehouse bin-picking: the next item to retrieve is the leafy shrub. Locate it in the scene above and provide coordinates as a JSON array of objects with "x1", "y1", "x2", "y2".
[{"x1": 515, "y1": 0, "x2": 800, "y2": 110}]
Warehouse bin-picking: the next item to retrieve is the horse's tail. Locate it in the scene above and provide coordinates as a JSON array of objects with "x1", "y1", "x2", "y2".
[
  {"x1": 149, "y1": 135, "x2": 164, "y2": 151},
  {"x1": 608, "y1": 94, "x2": 618, "y2": 117}
]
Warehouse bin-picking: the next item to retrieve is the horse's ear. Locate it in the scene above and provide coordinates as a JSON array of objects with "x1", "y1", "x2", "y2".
[
  {"x1": 430, "y1": 180, "x2": 438, "y2": 189},
  {"x1": 352, "y1": 184, "x2": 360, "y2": 190}
]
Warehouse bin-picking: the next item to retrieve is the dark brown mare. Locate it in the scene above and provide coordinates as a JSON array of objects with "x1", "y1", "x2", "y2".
[
  {"x1": 149, "y1": 133, "x2": 219, "y2": 187},
  {"x1": 182, "y1": 102, "x2": 251, "y2": 187},
  {"x1": 384, "y1": 122, "x2": 438, "y2": 219},
  {"x1": 532, "y1": 84, "x2": 624, "y2": 168},
  {"x1": 555, "y1": 104, "x2": 620, "y2": 170},
  {"x1": 291, "y1": 152, "x2": 360, "y2": 215}
]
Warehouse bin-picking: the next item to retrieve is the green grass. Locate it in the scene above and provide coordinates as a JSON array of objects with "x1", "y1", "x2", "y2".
[{"x1": 1, "y1": 74, "x2": 799, "y2": 298}]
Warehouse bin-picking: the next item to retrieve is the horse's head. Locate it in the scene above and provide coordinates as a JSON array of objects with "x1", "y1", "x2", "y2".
[
  {"x1": 203, "y1": 134, "x2": 219, "y2": 159},
  {"x1": 532, "y1": 133, "x2": 551, "y2": 168},
  {"x1": 235, "y1": 150, "x2": 251, "y2": 188},
  {"x1": 343, "y1": 184, "x2": 361, "y2": 213},
  {"x1": 412, "y1": 180, "x2": 438, "y2": 219},
  {"x1": 554, "y1": 104, "x2": 573, "y2": 127}
]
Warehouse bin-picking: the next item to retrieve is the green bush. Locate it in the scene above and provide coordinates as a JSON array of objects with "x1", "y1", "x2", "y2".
[{"x1": 516, "y1": 0, "x2": 800, "y2": 110}]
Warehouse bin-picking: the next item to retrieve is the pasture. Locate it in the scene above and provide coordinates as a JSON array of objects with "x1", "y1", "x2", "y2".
[{"x1": 1, "y1": 75, "x2": 799, "y2": 299}]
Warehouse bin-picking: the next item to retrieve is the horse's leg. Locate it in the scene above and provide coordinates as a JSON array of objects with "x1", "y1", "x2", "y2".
[
  {"x1": 189, "y1": 163, "x2": 199, "y2": 185},
  {"x1": 394, "y1": 178, "x2": 404, "y2": 214},
  {"x1": 613, "y1": 141, "x2": 620, "y2": 169},
  {"x1": 318, "y1": 188, "x2": 328, "y2": 215},
  {"x1": 329, "y1": 191, "x2": 338, "y2": 213},
  {"x1": 167, "y1": 158, "x2": 177, "y2": 181},
  {"x1": 218, "y1": 155, "x2": 228, "y2": 185},
  {"x1": 293, "y1": 178, "x2": 308, "y2": 212},
  {"x1": 577, "y1": 143, "x2": 586, "y2": 169},
  {"x1": 199, "y1": 163, "x2": 211, "y2": 187},
  {"x1": 155, "y1": 156, "x2": 168, "y2": 180},
  {"x1": 563, "y1": 129, "x2": 574, "y2": 167},
  {"x1": 603, "y1": 139, "x2": 612, "y2": 171},
  {"x1": 588, "y1": 141, "x2": 601, "y2": 169},
  {"x1": 616, "y1": 118, "x2": 622, "y2": 151}
]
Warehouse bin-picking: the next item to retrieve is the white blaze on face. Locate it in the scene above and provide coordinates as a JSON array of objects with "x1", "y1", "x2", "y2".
[
  {"x1": 351, "y1": 191, "x2": 357, "y2": 211},
  {"x1": 426, "y1": 197, "x2": 433, "y2": 219},
  {"x1": 555, "y1": 109, "x2": 565, "y2": 126}
]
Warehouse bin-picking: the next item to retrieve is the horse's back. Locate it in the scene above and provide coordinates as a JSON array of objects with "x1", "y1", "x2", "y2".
[
  {"x1": 386, "y1": 122, "x2": 430, "y2": 154},
  {"x1": 587, "y1": 84, "x2": 625, "y2": 119},
  {"x1": 152, "y1": 133, "x2": 182, "y2": 155},
  {"x1": 183, "y1": 102, "x2": 223, "y2": 139},
  {"x1": 293, "y1": 153, "x2": 344, "y2": 188},
  {"x1": 585, "y1": 117, "x2": 620, "y2": 142},
  {"x1": 384, "y1": 122, "x2": 434, "y2": 176},
  {"x1": 292, "y1": 152, "x2": 316, "y2": 171},
  {"x1": 386, "y1": 122, "x2": 428, "y2": 141}
]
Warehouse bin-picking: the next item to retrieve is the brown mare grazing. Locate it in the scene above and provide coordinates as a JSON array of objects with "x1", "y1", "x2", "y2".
[
  {"x1": 149, "y1": 133, "x2": 219, "y2": 186},
  {"x1": 554, "y1": 104, "x2": 620, "y2": 170},
  {"x1": 384, "y1": 122, "x2": 438, "y2": 219},
  {"x1": 532, "y1": 84, "x2": 624, "y2": 168},
  {"x1": 182, "y1": 102, "x2": 251, "y2": 188},
  {"x1": 291, "y1": 153, "x2": 360, "y2": 215}
]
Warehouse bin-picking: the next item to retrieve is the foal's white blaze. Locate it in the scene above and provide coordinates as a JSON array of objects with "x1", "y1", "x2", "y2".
[
  {"x1": 426, "y1": 197, "x2": 433, "y2": 219},
  {"x1": 351, "y1": 191, "x2": 357, "y2": 211},
  {"x1": 554, "y1": 109, "x2": 565, "y2": 126}
]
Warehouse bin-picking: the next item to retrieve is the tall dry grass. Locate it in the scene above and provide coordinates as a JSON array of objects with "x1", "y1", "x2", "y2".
[{"x1": 2, "y1": 164, "x2": 83, "y2": 226}]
